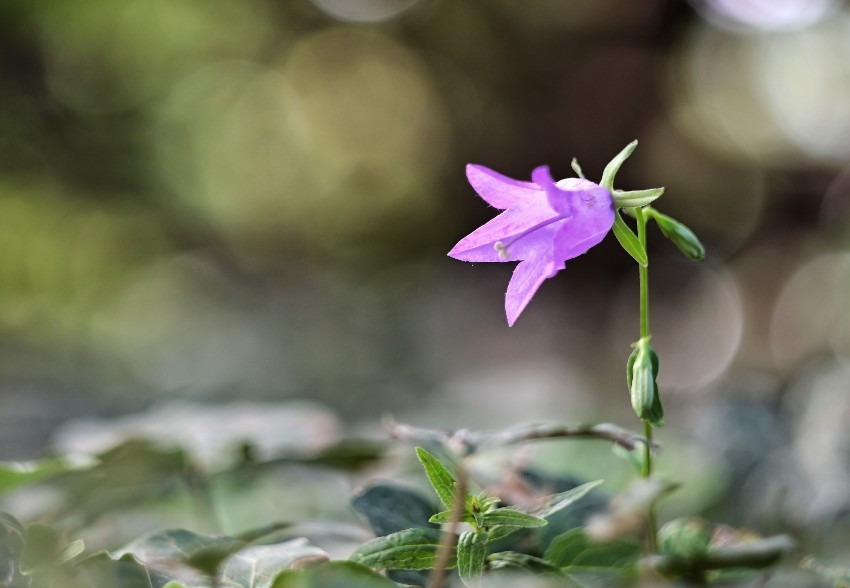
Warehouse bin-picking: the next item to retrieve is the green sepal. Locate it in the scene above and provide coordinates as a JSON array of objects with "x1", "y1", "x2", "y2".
[
  {"x1": 612, "y1": 211, "x2": 648, "y2": 267},
  {"x1": 613, "y1": 187, "x2": 664, "y2": 209},
  {"x1": 571, "y1": 158, "x2": 585, "y2": 179},
  {"x1": 601, "y1": 140, "x2": 638, "y2": 192},
  {"x1": 457, "y1": 530, "x2": 488, "y2": 587},
  {"x1": 415, "y1": 448, "x2": 462, "y2": 510},
  {"x1": 649, "y1": 209, "x2": 705, "y2": 261},
  {"x1": 626, "y1": 338, "x2": 664, "y2": 427},
  {"x1": 349, "y1": 528, "x2": 450, "y2": 571}
]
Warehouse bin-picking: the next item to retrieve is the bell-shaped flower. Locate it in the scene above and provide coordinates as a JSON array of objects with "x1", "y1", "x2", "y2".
[{"x1": 448, "y1": 164, "x2": 615, "y2": 326}]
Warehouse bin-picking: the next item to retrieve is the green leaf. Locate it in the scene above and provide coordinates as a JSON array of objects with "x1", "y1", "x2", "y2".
[
  {"x1": 0, "y1": 456, "x2": 93, "y2": 495},
  {"x1": 20, "y1": 523, "x2": 85, "y2": 575},
  {"x1": 352, "y1": 483, "x2": 437, "y2": 536},
  {"x1": 271, "y1": 561, "x2": 398, "y2": 588},
  {"x1": 349, "y1": 528, "x2": 449, "y2": 571},
  {"x1": 75, "y1": 553, "x2": 155, "y2": 588},
  {"x1": 612, "y1": 212, "x2": 647, "y2": 267},
  {"x1": 117, "y1": 528, "x2": 246, "y2": 577},
  {"x1": 219, "y1": 539, "x2": 330, "y2": 588},
  {"x1": 658, "y1": 518, "x2": 712, "y2": 559},
  {"x1": 415, "y1": 448, "x2": 459, "y2": 510},
  {"x1": 528, "y1": 481, "x2": 603, "y2": 520},
  {"x1": 487, "y1": 552, "x2": 566, "y2": 577},
  {"x1": 612, "y1": 187, "x2": 664, "y2": 209},
  {"x1": 429, "y1": 510, "x2": 475, "y2": 525},
  {"x1": 600, "y1": 140, "x2": 637, "y2": 191},
  {"x1": 626, "y1": 339, "x2": 663, "y2": 427},
  {"x1": 480, "y1": 509, "x2": 546, "y2": 529},
  {"x1": 544, "y1": 528, "x2": 641, "y2": 571},
  {"x1": 457, "y1": 531, "x2": 488, "y2": 587},
  {"x1": 648, "y1": 209, "x2": 705, "y2": 261},
  {"x1": 117, "y1": 529, "x2": 328, "y2": 586},
  {"x1": 0, "y1": 512, "x2": 27, "y2": 588}
]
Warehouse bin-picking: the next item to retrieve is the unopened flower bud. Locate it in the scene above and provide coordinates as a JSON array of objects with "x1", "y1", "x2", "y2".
[
  {"x1": 650, "y1": 210, "x2": 705, "y2": 261},
  {"x1": 626, "y1": 338, "x2": 664, "y2": 426}
]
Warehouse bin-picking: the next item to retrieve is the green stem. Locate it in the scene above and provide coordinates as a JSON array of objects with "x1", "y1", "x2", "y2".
[{"x1": 635, "y1": 207, "x2": 658, "y2": 552}]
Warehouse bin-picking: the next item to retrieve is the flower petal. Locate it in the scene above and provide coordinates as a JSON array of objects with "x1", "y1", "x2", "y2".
[
  {"x1": 448, "y1": 199, "x2": 558, "y2": 262},
  {"x1": 466, "y1": 164, "x2": 542, "y2": 209},
  {"x1": 505, "y1": 251, "x2": 563, "y2": 326}
]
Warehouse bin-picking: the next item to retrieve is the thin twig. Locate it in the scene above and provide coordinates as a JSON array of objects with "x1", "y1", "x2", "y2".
[
  {"x1": 427, "y1": 465, "x2": 468, "y2": 588},
  {"x1": 387, "y1": 419, "x2": 657, "y2": 456}
]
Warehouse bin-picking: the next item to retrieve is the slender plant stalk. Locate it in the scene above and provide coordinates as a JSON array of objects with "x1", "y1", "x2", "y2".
[
  {"x1": 635, "y1": 207, "x2": 658, "y2": 552},
  {"x1": 428, "y1": 466, "x2": 468, "y2": 588}
]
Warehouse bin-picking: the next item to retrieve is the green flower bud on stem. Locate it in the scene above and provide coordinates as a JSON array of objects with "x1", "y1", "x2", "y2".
[
  {"x1": 626, "y1": 337, "x2": 664, "y2": 427},
  {"x1": 648, "y1": 209, "x2": 705, "y2": 261}
]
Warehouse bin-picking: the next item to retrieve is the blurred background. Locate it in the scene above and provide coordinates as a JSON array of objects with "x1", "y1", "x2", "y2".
[{"x1": 1, "y1": 0, "x2": 850, "y2": 565}]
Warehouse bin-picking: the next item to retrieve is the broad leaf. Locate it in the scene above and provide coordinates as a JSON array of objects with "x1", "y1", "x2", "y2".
[
  {"x1": 74, "y1": 553, "x2": 156, "y2": 588},
  {"x1": 526, "y1": 481, "x2": 603, "y2": 520},
  {"x1": 352, "y1": 483, "x2": 437, "y2": 536},
  {"x1": 271, "y1": 561, "x2": 398, "y2": 588},
  {"x1": 544, "y1": 528, "x2": 641, "y2": 570},
  {"x1": 480, "y1": 509, "x2": 546, "y2": 529},
  {"x1": 612, "y1": 187, "x2": 664, "y2": 209},
  {"x1": 600, "y1": 140, "x2": 637, "y2": 192},
  {"x1": 487, "y1": 552, "x2": 566, "y2": 577},
  {"x1": 117, "y1": 528, "x2": 246, "y2": 577},
  {"x1": 219, "y1": 540, "x2": 329, "y2": 588},
  {"x1": 457, "y1": 531, "x2": 487, "y2": 587},
  {"x1": 415, "y1": 448, "x2": 459, "y2": 510},
  {"x1": 612, "y1": 212, "x2": 647, "y2": 267},
  {"x1": 0, "y1": 512, "x2": 27, "y2": 588},
  {"x1": 20, "y1": 522, "x2": 85, "y2": 575},
  {"x1": 349, "y1": 528, "x2": 449, "y2": 571},
  {"x1": 0, "y1": 456, "x2": 92, "y2": 495}
]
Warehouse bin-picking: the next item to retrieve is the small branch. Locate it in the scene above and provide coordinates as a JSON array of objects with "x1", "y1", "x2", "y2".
[
  {"x1": 386, "y1": 419, "x2": 657, "y2": 456},
  {"x1": 427, "y1": 466, "x2": 468, "y2": 588},
  {"x1": 644, "y1": 535, "x2": 796, "y2": 576}
]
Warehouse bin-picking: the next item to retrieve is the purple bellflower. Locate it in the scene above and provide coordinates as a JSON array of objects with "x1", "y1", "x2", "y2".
[{"x1": 448, "y1": 165, "x2": 615, "y2": 326}]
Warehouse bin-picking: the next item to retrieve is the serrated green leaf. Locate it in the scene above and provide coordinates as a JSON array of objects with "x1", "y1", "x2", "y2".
[
  {"x1": 350, "y1": 528, "x2": 449, "y2": 571},
  {"x1": 600, "y1": 140, "x2": 637, "y2": 191},
  {"x1": 612, "y1": 212, "x2": 647, "y2": 267},
  {"x1": 480, "y1": 509, "x2": 546, "y2": 529},
  {"x1": 415, "y1": 448, "x2": 459, "y2": 510},
  {"x1": 457, "y1": 531, "x2": 488, "y2": 587},
  {"x1": 612, "y1": 187, "x2": 664, "y2": 209}
]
